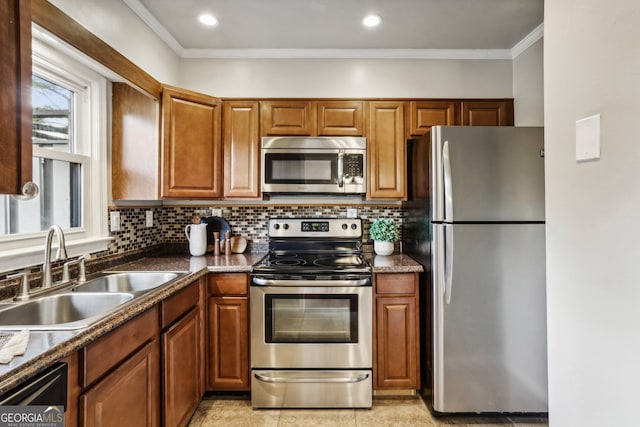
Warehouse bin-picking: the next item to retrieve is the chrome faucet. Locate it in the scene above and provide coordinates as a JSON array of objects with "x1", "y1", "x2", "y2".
[{"x1": 42, "y1": 225, "x2": 68, "y2": 288}]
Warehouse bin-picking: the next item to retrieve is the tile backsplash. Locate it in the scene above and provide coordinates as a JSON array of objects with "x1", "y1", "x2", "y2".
[
  {"x1": 108, "y1": 205, "x2": 403, "y2": 255},
  {"x1": 0, "y1": 204, "x2": 403, "y2": 297}
]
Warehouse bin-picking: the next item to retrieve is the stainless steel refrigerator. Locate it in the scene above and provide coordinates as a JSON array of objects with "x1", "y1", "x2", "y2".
[{"x1": 403, "y1": 126, "x2": 548, "y2": 414}]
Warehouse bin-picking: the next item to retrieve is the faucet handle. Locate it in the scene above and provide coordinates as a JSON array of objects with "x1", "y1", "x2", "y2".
[
  {"x1": 8, "y1": 272, "x2": 30, "y2": 301},
  {"x1": 62, "y1": 256, "x2": 87, "y2": 283},
  {"x1": 77, "y1": 255, "x2": 86, "y2": 283}
]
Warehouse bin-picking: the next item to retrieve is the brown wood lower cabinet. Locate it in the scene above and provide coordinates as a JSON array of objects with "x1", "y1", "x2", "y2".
[
  {"x1": 80, "y1": 339, "x2": 161, "y2": 427},
  {"x1": 373, "y1": 272, "x2": 420, "y2": 390},
  {"x1": 161, "y1": 280, "x2": 203, "y2": 427},
  {"x1": 70, "y1": 278, "x2": 204, "y2": 427},
  {"x1": 206, "y1": 273, "x2": 250, "y2": 390}
]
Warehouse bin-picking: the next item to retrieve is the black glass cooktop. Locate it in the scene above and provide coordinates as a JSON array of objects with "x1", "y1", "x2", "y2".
[{"x1": 252, "y1": 251, "x2": 371, "y2": 275}]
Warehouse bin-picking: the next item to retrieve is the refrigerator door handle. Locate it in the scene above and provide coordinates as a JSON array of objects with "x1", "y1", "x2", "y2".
[
  {"x1": 444, "y1": 224, "x2": 454, "y2": 304},
  {"x1": 442, "y1": 140, "x2": 453, "y2": 221}
]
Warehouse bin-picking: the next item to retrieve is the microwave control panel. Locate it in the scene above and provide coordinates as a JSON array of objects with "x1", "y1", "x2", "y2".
[{"x1": 344, "y1": 154, "x2": 364, "y2": 179}]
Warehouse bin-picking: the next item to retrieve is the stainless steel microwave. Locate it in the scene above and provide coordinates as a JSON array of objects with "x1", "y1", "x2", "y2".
[{"x1": 261, "y1": 137, "x2": 366, "y2": 195}]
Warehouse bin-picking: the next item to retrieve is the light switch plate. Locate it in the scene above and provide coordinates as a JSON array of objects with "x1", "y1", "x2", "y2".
[
  {"x1": 211, "y1": 208, "x2": 222, "y2": 217},
  {"x1": 145, "y1": 210, "x2": 153, "y2": 228},
  {"x1": 110, "y1": 211, "x2": 121, "y2": 232},
  {"x1": 346, "y1": 208, "x2": 358, "y2": 218},
  {"x1": 576, "y1": 114, "x2": 601, "y2": 162}
]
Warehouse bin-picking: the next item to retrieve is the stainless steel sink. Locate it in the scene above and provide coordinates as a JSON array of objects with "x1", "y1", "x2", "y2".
[
  {"x1": 72, "y1": 272, "x2": 184, "y2": 294},
  {"x1": 0, "y1": 292, "x2": 134, "y2": 330}
]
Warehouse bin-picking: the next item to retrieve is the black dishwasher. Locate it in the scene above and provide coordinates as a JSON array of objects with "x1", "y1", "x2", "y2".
[{"x1": 0, "y1": 362, "x2": 67, "y2": 408}]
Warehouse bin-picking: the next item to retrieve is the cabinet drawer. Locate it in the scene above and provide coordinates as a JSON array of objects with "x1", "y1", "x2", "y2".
[
  {"x1": 161, "y1": 280, "x2": 200, "y2": 329},
  {"x1": 375, "y1": 273, "x2": 417, "y2": 295},
  {"x1": 208, "y1": 273, "x2": 248, "y2": 296},
  {"x1": 81, "y1": 306, "x2": 159, "y2": 388}
]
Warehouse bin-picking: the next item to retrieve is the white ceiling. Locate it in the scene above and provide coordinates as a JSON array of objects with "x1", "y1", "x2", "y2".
[{"x1": 124, "y1": 0, "x2": 544, "y2": 59}]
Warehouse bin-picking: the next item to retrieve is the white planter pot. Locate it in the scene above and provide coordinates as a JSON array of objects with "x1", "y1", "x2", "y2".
[{"x1": 374, "y1": 240, "x2": 394, "y2": 256}]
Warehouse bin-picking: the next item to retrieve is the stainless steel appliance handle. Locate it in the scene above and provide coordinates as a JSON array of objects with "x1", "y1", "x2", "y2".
[
  {"x1": 444, "y1": 224, "x2": 454, "y2": 304},
  {"x1": 252, "y1": 277, "x2": 371, "y2": 287},
  {"x1": 337, "y1": 151, "x2": 344, "y2": 187},
  {"x1": 442, "y1": 139, "x2": 453, "y2": 221},
  {"x1": 254, "y1": 372, "x2": 370, "y2": 384}
]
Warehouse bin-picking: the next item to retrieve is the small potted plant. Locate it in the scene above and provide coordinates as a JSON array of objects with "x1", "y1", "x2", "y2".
[{"x1": 369, "y1": 218, "x2": 399, "y2": 256}]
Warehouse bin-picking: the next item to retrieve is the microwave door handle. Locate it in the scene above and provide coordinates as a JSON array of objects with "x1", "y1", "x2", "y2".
[{"x1": 337, "y1": 151, "x2": 344, "y2": 188}]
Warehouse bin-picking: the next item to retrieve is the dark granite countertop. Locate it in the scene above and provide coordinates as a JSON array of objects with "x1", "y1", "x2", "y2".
[
  {"x1": 0, "y1": 253, "x2": 263, "y2": 395},
  {"x1": 366, "y1": 253, "x2": 424, "y2": 273},
  {"x1": 0, "y1": 251, "x2": 420, "y2": 394}
]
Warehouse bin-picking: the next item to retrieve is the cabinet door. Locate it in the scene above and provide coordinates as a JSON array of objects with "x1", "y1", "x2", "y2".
[
  {"x1": 407, "y1": 100, "x2": 459, "y2": 138},
  {"x1": 112, "y1": 83, "x2": 160, "y2": 200},
  {"x1": 374, "y1": 273, "x2": 420, "y2": 391},
  {"x1": 206, "y1": 296, "x2": 250, "y2": 390},
  {"x1": 162, "y1": 308, "x2": 201, "y2": 427},
  {"x1": 0, "y1": 0, "x2": 32, "y2": 194},
  {"x1": 317, "y1": 100, "x2": 364, "y2": 136},
  {"x1": 260, "y1": 100, "x2": 316, "y2": 136},
  {"x1": 80, "y1": 340, "x2": 160, "y2": 427},
  {"x1": 161, "y1": 86, "x2": 222, "y2": 198},
  {"x1": 223, "y1": 101, "x2": 260, "y2": 198},
  {"x1": 461, "y1": 100, "x2": 514, "y2": 126},
  {"x1": 375, "y1": 296, "x2": 419, "y2": 389},
  {"x1": 367, "y1": 101, "x2": 406, "y2": 200}
]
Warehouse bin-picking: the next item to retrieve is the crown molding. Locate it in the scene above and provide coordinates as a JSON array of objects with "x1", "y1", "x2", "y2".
[
  {"x1": 511, "y1": 23, "x2": 544, "y2": 59},
  {"x1": 122, "y1": 0, "x2": 186, "y2": 57},
  {"x1": 181, "y1": 48, "x2": 513, "y2": 60}
]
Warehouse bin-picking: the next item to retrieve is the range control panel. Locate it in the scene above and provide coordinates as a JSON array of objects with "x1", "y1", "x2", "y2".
[{"x1": 269, "y1": 218, "x2": 362, "y2": 238}]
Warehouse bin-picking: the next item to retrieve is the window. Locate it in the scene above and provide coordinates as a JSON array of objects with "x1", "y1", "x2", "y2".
[{"x1": 0, "y1": 32, "x2": 109, "y2": 272}]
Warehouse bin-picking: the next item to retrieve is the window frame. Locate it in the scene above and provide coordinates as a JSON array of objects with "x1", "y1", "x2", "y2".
[{"x1": 0, "y1": 32, "x2": 111, "y2": 272}]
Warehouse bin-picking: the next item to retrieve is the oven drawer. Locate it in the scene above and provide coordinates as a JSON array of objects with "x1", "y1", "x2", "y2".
[{"x1": 251, "y1": 369, "x2": 372, "y2": 408}]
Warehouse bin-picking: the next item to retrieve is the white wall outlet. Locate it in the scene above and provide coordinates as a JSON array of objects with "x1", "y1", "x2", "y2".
[
  {"x1": 346, "y1": 208, "x2": 358, "y2": 218},
  {"x1": 145, "y1": 210, "x2": 153, "y2": 227},
  {"x1": 211, "y1": 207, "x2": 222, "y2": 217},
  {"x1": 110, "y1": 211, "x2": 121, "y2": 232}
]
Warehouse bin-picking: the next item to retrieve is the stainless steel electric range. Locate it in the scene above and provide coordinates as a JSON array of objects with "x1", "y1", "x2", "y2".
[{"x1": 250, "y1": 218, "x2": 373, "y2": 409}]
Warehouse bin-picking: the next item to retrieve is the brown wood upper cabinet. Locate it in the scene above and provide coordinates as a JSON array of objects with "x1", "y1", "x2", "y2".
[
  {"x1": 112, "y1": 83, "x2": 160, "y2": 200},
  {"x1": 223, "y1": 101, "x2": 261, "y2": 198},
  {"x1": 317, "y1": 100, "x2": 364, "y2": 136},
  {"x1": 366, "y1": 101, "x2": 406, "y2": 200},
  {"x1": 260, "y1": 100, "x2": 316, "y2": 136},
  {"x1": 461, "y1": 100, "x2": 514, "y2": 126},
  {"x1": 406, "y1": 100, "x2": 459, "y2": 139},
  {"x1": 0, "y1": 0, "x2": 32, "y2": 195},
  {"x1": 260, "y1": 100, "x2": 365, "y2": 137},
  {"x1": 161, "y1": 85, "x2": 222, "y2": 199}
]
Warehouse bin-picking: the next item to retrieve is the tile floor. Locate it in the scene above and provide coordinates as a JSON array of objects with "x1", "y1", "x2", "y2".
[{"x1": 187, "y1": 395, "x2": 548, "y2": 427}]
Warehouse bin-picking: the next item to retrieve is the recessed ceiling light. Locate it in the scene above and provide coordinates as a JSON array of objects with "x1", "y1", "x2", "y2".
[
  {"x1": 362, "y1": 14, "x2": 381, "y2": 28},
  {"x1": 198, "y1": 13, "x2": 218, "y2": 27}
]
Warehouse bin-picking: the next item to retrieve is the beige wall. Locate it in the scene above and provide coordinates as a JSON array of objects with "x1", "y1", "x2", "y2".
[
  {"x1": 179, "y1": 58, "x2": 514, "y2": 98},
  {"x1": 49, "y1": 0, "x2": 181, "y2": 85},
  {"x1": 513, "y1": 38, "x2": 544, "y2": 126},
  {"x1": 544, "y1": 0, "x2": 640, "y2": 425}
]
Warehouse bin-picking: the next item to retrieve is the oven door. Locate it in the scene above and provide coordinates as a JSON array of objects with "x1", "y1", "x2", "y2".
[{"x1": 250, "y1": 283, "x2": 372, "y2": 369}]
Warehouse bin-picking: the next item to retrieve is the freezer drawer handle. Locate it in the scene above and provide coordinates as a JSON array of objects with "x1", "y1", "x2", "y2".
[
  {"x1": 444, "y1": 225, "x2": 454, "y2": 304},
  {"x1": 254, "y1": 372, "x2": 370, "y2": 384}
]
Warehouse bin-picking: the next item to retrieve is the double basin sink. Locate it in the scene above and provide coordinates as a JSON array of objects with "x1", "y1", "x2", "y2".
[{"x1": 0, "y1": 272, "x2": 186, "y2": 331}]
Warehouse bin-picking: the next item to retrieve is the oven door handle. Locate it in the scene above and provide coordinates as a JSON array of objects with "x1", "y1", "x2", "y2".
[
  {"x1": 251, "y1": 277, "x2": 371, "y2": 287},
  {"x1": 254, "y1": 372, "x2": 370, "y2": 384}
]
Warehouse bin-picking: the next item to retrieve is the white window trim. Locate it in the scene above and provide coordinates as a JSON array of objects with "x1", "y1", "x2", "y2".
[{"x1": 0, "y1": 33, "x2": 111, "y2": 273}]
